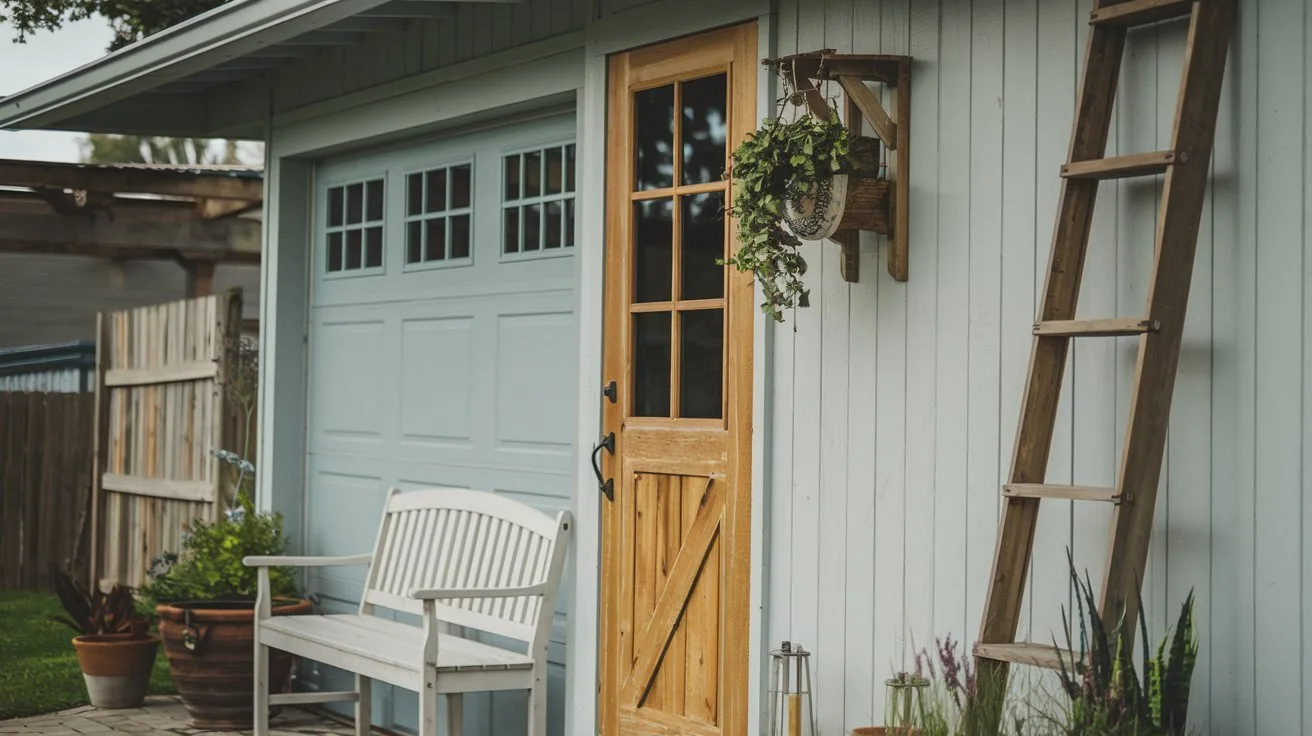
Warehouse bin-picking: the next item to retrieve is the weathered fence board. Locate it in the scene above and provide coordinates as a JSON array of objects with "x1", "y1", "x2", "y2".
[
  {"x1": 0, "y1": 392, "x2": 93, "y2": 590},
  {"x1": 92, "y1": 291, "x2": 242, "y2": 588}
]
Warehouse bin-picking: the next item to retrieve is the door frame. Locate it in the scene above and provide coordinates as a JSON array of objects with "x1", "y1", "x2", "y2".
[{"x1": 592, "y1": 19, "x2": 760, "y2": 736}]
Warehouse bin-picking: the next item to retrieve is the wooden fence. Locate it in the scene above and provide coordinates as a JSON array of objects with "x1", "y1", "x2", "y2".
[
  {"x1": 0, "y1": 392, "x2": 94, "y2": 590},
  {"x1": 93, "y1": 291, "x2": 243, "y2": 588}
]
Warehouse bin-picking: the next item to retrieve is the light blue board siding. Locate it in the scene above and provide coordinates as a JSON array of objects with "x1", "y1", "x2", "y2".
[
  {"x1": 267, "y1": 0, "x2": 587, "y2": 115},
  {"x1": 302, "y1": 113, "x2": 578, "y2": 736},
  {"x1": 765, "y1": 0, "x2": 1310, "y2": 734}
]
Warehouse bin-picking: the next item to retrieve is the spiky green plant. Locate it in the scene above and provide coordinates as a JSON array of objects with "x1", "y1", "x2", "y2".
[{"x1": 1053, "y1": 548, "x2": 1198, "y2": 736}]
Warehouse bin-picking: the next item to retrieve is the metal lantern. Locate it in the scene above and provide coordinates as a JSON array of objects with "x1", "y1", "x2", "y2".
[
  {"x1": 767, "y1": 641, "x2": 816, "y2": 736},
  {"x1": 884, "y1": 671, "x2": 930, "y2": 734}
]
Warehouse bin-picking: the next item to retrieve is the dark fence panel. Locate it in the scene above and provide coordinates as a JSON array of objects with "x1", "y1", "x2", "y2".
[{"x1": 0, "y1": 391, "x2": 93, "y2": 590}]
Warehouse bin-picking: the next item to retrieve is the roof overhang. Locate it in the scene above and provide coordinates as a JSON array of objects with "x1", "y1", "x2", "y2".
[{"x1": 0, "y1": 0, "x2": 516, "y2": 139}]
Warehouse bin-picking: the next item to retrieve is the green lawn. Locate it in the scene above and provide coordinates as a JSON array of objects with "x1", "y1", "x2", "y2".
[{"x1": 0, "y1": 590, "x2": 174, "y2": 721}]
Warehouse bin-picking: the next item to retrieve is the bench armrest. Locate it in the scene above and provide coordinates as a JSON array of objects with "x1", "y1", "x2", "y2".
[
  {"x1": 243, "y1": 554, "x2": 372, "y2": 568},
  {"x1": 408, "y1": 583, "x2": 546, "y2": 600}
]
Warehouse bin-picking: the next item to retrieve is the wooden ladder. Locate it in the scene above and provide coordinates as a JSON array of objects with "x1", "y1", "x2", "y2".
[{"x1": 973, "y1": 0, "x2": 1236, "y2": 681}]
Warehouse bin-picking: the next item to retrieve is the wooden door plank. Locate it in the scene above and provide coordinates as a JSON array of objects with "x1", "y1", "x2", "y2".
[
  {"x1": 683, "y1": 474, "x2": 719, "y2": 725},
  {"x1": 1100, "y1": 0, "x2": 1237, "y2": 638},
  {"x1": 977, "y1": 21, "x2": 1129, "y2": 667},
  {"x1": 621, "y1": 477, "x2": 721, "y2": 704}
]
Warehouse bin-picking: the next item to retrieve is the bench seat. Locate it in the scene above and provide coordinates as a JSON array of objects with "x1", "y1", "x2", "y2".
[{"x1": 260, "y1": 614, "x2": 534, "y2": 692}]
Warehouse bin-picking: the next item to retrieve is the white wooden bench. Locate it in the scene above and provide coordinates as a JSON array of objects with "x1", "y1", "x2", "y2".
[{"x1": 243, "y1": 487, "x2": 572, "y2": 736}]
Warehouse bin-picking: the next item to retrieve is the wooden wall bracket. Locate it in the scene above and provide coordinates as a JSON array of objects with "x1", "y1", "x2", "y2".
[{"x1": 768, "y1": 49, "x2": 912, "y2": 283}]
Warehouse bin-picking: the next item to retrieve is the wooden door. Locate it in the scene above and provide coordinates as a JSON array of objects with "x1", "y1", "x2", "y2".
[{"x1": 599, "y1": 22, "x2": 756, "y2": 736}]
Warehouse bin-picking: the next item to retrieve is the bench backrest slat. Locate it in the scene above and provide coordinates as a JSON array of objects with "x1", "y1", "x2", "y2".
[{"x1": 360, "y1": 487, "x2": 570, "y2": 647}]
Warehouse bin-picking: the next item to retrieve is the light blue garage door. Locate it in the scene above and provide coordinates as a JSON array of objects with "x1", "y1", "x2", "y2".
[{"x1": 302, "y1": 113, "x2": 578, "y2": 736}]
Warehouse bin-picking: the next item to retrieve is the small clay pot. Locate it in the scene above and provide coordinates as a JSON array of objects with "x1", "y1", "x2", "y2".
[
  {"x1": 156, "y1": 597, "x2": 311, "y2": 730},
  {"x1": 72, "y1": 633, "x2": 160, "y2": 709}
]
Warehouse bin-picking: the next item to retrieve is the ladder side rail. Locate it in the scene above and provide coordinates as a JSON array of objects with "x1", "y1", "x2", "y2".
[{"x1": 1099, "y1": 0, "x2": 1238, "y2": 641}]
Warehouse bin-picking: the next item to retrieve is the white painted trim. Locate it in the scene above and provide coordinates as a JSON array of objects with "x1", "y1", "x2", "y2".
[
  {"x1": 564, "y1": 61, "x2": 603, "y2": 736},
  {"x1": 269, "y1": 49, "x2": 584, "y2": 159},
  {"x1": 748, "y1": 15, "x2": 776, "y2": 735}
]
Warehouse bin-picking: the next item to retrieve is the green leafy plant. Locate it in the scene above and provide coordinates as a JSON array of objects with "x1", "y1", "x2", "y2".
[
  {"x1": 136, "y1": 479, "x2": 299, "y2": 612},
  {"x1": 1054, "y1": 549, "x2": 1199, "y2": 736},
  {"x1": 49, "y1": 567, "x2": 148, "y2": 638},
  {"x1": 725, "y1": 107, "x2": 851, "y2": 322}
]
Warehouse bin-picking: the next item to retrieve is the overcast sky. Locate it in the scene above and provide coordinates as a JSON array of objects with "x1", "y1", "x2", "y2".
[{"x1": 0, "y1": 16, "x2": 115, "y2": 162}]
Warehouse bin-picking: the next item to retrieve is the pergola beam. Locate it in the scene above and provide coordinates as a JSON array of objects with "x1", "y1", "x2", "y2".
[
  {"x1": 0, "y1": 209, "x2": 260, "y2": 263},
  {"x1": 0, "y1": 159, "x2": 262, "y2": 201}
]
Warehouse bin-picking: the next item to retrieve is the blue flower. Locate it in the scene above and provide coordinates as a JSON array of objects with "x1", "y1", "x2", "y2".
[{"x1": 225, "y1": 506, "x2": 247, "y2": 524}]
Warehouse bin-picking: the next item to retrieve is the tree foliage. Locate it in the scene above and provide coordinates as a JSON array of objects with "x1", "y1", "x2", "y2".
[
  {"x1": 2, "y1": 0, "x2": 227, "y2": 51},
  {"x1": 77, "y1": 134, "x2": 244, "y2": 166}
]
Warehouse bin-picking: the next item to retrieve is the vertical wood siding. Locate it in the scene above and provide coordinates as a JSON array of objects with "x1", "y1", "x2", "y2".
[
  {"x1": 270, "y1": 0, "x2": 588, "y2": 114},
  {"x1": 766, "y1": 0, "x2": 1309, "y2": 733}
]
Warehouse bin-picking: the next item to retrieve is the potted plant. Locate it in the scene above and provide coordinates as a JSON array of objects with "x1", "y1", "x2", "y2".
[
  {"x1": 725, "y1": 103, "x2": 889, "y2": 323},
  {"x1": 50, "y1": 568, "x2": 159, "y2": 709},
  {"x1": 136, "y1": 453, "x2": 310, "y2": 730}
]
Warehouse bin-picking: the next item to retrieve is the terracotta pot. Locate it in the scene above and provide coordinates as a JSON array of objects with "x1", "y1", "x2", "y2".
[
  {"x1": 156, "y1": 597, "x2": 311, "y2": 730},
  {"x1": 72, "y1": 633, "x2": 160, "y2": 709}
]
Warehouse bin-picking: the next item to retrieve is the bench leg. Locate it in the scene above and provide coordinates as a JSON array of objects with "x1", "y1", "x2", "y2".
[
  {"x1": 528, "y1": 677, "x2": 546, "y2": 736},
  {"x1": 253, "y1": 641, "x2": 269, "y2": 736},
  {"x1": 446, "y1": 693, "x2": 463, "y2": 736},
  {"x1": 419, "y1": 669, "x2": 438, "y2": 736},
  {"x1": 354, "y1": 675, "x2": 371, "y2": 736}
]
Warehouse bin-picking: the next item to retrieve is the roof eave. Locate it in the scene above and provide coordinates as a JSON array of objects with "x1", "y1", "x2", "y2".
[{"x1": 0, "y1": 0, "x2": 400, "y2": 133}]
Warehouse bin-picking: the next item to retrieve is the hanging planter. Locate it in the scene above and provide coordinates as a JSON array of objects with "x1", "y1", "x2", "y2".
[
  {"x1": 783, "y1": 136, "x2": 891, "y2": 241},
  {"x1": 725, "y1": 101, "x2": 890, "y2": 323}
]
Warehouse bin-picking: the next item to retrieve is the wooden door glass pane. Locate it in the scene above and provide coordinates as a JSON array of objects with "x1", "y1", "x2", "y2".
[
  {"x1": 680, "y1": 191, "x2": 725, "y2": 300},
  {"x1": 681, "y1": 73, "x2": 728, "y2": 186},
  {"x1": 679, "y1": 309, "x2": 723, "y2": 418},
  {"x1": 633, "y1": 199, "x2": 673, "y2": 303},
  {"x1": 635, "y1": 85, "x2": 675, "y2": 191},
  {"x1": 633, "y1": 312, "x2": 672, "y2": 417}
]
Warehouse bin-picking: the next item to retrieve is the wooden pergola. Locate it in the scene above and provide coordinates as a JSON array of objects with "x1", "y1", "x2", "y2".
[{"x1": 0, "y1": 158, "x2": 263, "y2": 298}]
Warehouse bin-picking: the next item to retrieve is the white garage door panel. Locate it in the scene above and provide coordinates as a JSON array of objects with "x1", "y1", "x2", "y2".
[
  {"x1": 304, "y1": 113, "x2": 577, "y2": 736},
  {"x1": 310, "y1": 290, "x2": 576, "y2": 470}
]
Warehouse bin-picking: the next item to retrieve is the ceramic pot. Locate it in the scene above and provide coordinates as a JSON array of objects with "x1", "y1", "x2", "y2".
[{"x1": 156, "y1": 597, "x2": 311, "y2": 730}]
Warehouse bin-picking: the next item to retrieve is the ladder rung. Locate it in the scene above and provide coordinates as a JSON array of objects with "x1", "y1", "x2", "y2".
[
  {"x1": 1061, "y1": 151, "x2": 1181, "y2": 180},
  {"x1": 1089, "y1": 0, "x2": 1195, "y2": 26},
  {"x1": 975, "y1": 642, "x2": 1083, "y2": 672},
  {"x1": 1004, "y1": 484, "x2": 1123, "y2": 503},
  {"x1": 1034, "y1": 318, "x2": 1160, "y2": 337}
]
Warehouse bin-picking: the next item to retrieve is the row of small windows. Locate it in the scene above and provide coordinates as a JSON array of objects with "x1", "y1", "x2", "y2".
[{"x1": 324, "y1": 144, "x2": 577, "y2": 275}]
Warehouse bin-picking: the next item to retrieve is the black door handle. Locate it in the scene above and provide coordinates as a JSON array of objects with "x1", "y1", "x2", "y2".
[{"x1": 591, "y1": 432, "x2": 615, "y2": 502}]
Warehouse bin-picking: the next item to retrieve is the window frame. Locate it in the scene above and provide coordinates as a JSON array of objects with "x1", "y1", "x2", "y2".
[
  {"x1": 499, "y1": 139, "x2": 578, "y2": 262},
  {"x1": 320, "y1": 173, "x2": 389, "y2": 280},
  {"x1": 399, "y1": 156, "x2": 478, "y2": 273}
]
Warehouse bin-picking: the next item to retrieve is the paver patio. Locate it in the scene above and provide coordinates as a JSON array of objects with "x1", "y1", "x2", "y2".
[{"x1": 0, "y1": 697, "x2": 372, "y2": 736}]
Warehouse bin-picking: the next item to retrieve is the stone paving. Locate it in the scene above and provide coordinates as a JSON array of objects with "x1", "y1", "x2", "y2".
[{"x1": 0, "y1": 697, "x2": 367, "y2": 736}]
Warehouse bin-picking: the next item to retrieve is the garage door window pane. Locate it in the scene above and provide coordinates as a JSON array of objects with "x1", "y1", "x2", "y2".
[
  {"x1": 325, "y1": 178, "x2": 385, "y2": 275},
  {"x1": 451, "y1": 215, "x2": 471, "y2": 259},
  {"x1": 406, "y1": 161, "x2": 474, "y2": 266},
  {"x1": 502, "y1": 143, "x2": 577, "y2": 258}
]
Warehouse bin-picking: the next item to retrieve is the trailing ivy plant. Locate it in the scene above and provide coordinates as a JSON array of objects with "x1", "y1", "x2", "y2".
[{"x1": 724, "y1": 108, "x2": 851, "y2": 323}]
